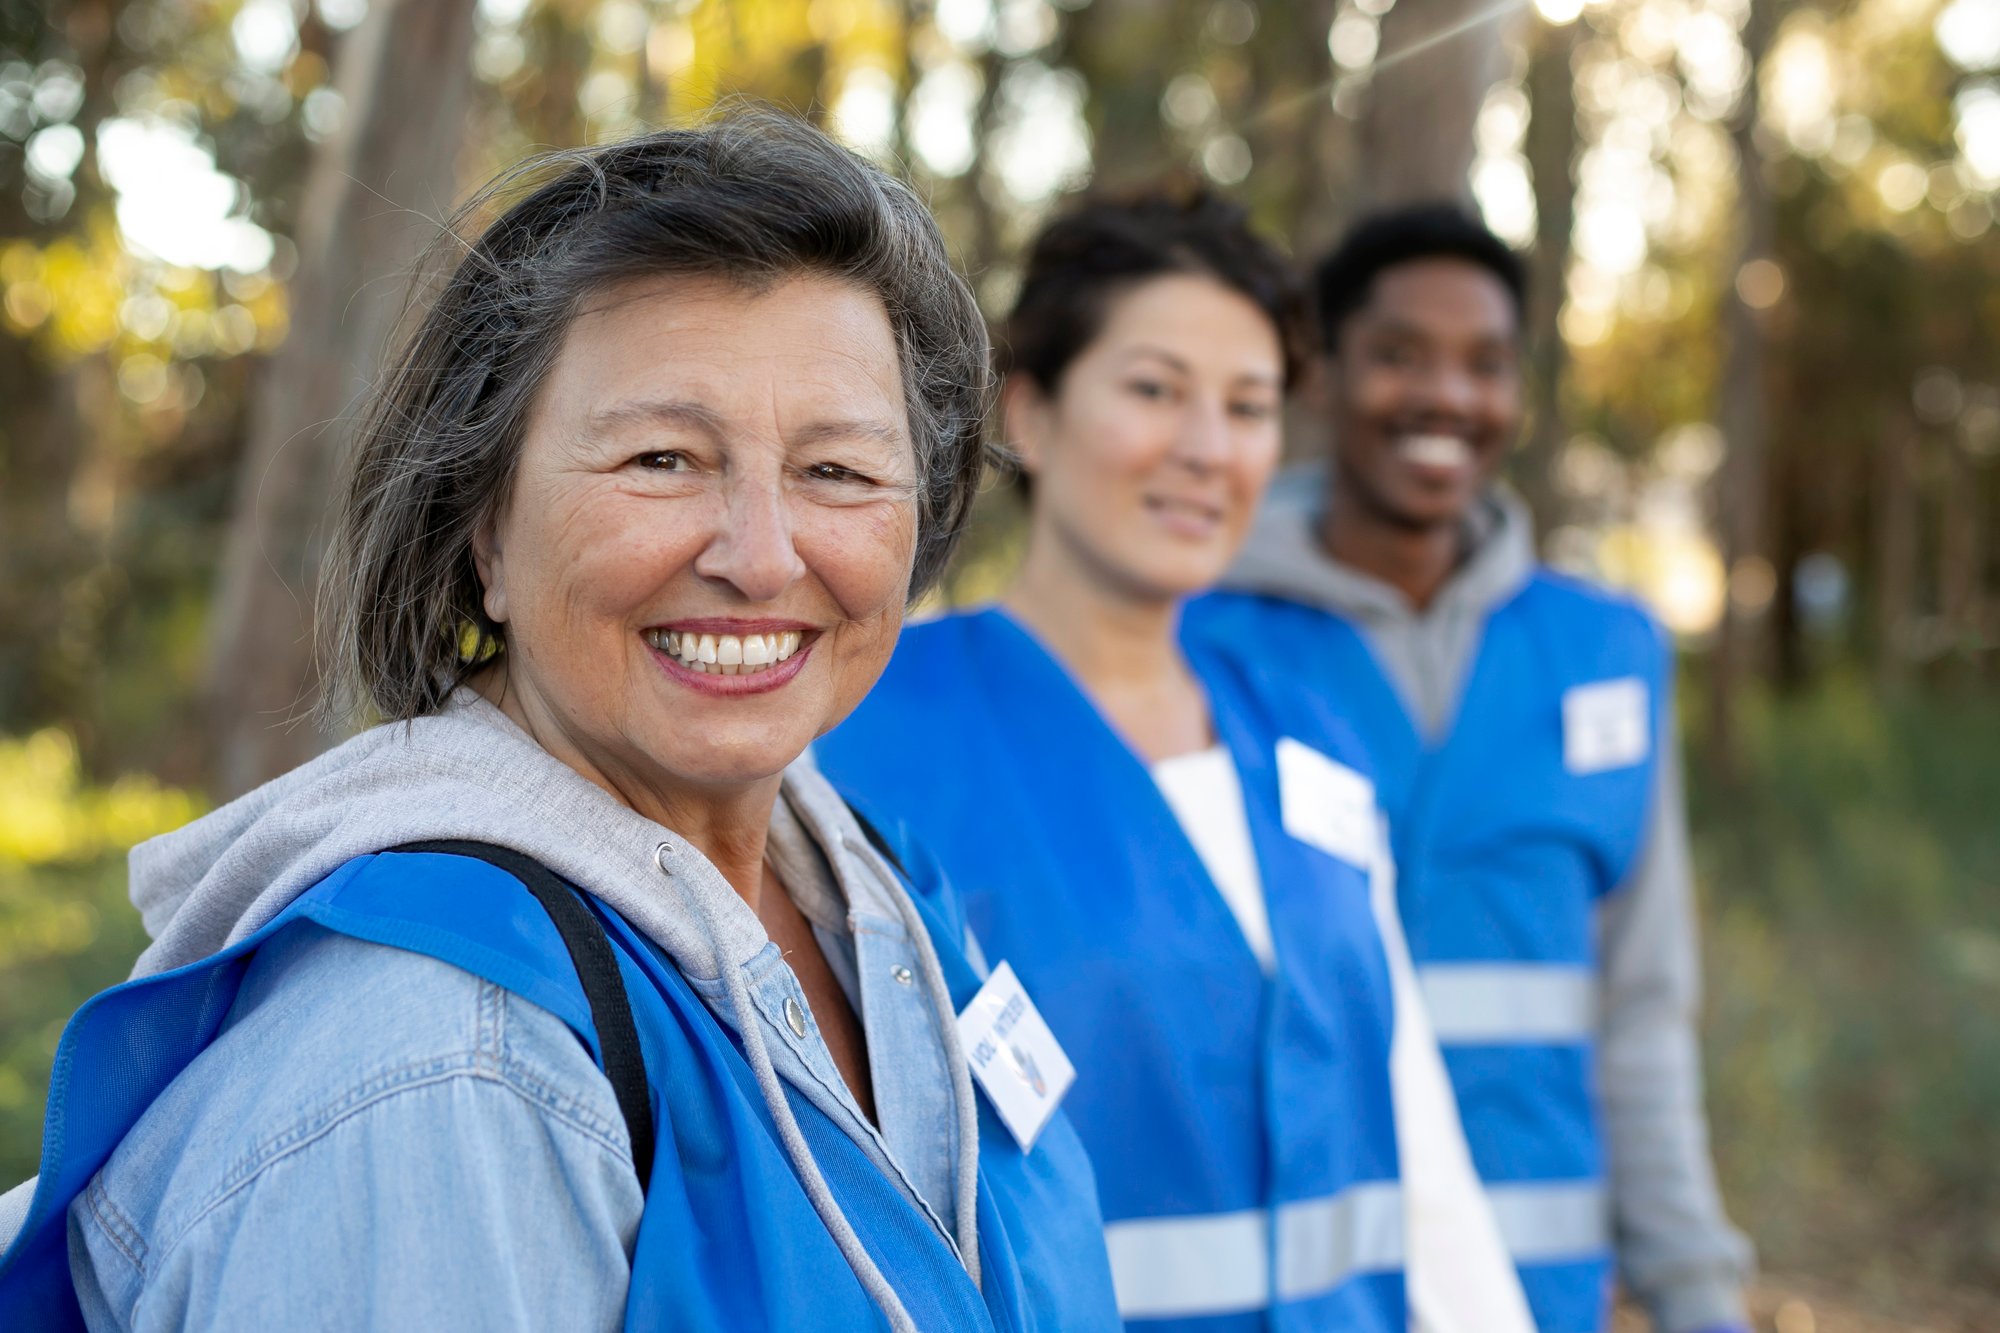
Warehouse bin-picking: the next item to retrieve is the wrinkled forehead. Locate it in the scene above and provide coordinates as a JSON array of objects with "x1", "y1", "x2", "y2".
[{"x1": 538, "y1": 270, "x2": 914, "y2": 441}]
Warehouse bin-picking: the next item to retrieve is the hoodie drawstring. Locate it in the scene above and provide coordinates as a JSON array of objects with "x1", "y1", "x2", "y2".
[
  {"x1": 844, "y1": 835, "x2": 982, "y2": 1288},
  {"x1": 656, "y1": 842, "x2": 918, "y2": 1333}
]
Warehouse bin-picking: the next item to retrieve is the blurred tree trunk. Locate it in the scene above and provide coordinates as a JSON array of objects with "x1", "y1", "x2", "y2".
[
  {"x1": 1516, "y1": 16, "x2": 1580, "y2": 540},
  {"x1": 1260, "y1": 0, "x2": 1349, "y2": 473},
  {"x1": 520, "y1": 5, "x2": 593, "y2": 148},
  {"x1": 0, "y1": 0, "x2": 126, "y2": 737},
  {"x1": 1871, "y1": 413, "x2": 1918, "y2": 691},
  {"x1": 890, "y1": 0, "x2": 927, "y2": 170},
  {"x1": 1060, "y1": 0, "x2": 1204, "y2": 186},
  {"x1": 206, "y1": 0, "x2": 480, "y2": 798},
  {"x1": 1242, "y1": 0, "x2": 1342, "y2": 253},
  {"x1": 965, "y1": 44, "x2": 1008, "y2": 287},
  {"x1": 1939, "y1": 434, "x2": 1981, "y2": 685},
  {"x1": 1302, "y1": 0, "x2": 1357, "y2": 257},
  {"x1": 1770, "y1": 440, "x2": 1806, "y2": 685},
  {"x1": 1707, "y1": 0, "x2": 1776, "y2": 773},
  {"x1": 0, "y1": 364, "x2": 83, "y2": 723},
  {"x1": 1355, "y1": 0, "x2": 1509, "y2": 208},
  {"x1": 635, "y1": 2, "x2": 662, "y2": 124}
]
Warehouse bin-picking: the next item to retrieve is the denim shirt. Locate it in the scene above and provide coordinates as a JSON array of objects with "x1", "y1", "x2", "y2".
[
  {"x1": 68, "y1": 806, "x2": 966, "y2": 1330},
  {"x1": 686, "y1": 791, "x2": 963, "y2": 1244}
]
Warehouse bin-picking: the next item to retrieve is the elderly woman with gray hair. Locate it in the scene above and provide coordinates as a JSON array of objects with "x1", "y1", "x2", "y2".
[{"x1": 0, "y1": 115, "x2": 1119, "y2": 1332}]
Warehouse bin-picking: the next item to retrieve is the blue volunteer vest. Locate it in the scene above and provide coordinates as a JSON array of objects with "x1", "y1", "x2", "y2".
[
  {"x1": 816, "y1": 608, "x2": 1406, "y2": 1333},
  {"x1": 1184, "y1": 571, "x2": 1667, "y2": 1333},
  {"x1": 0, "y1": 845, "x2": 1119, "y2": 1331}
]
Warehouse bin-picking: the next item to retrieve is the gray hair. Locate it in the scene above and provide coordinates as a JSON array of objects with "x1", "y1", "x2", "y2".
[{"x1": 323, "y1": 111, "x2": 991, "y2": 724}]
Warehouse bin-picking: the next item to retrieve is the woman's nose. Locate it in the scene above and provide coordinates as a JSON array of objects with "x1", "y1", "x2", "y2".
[
  {"x1": 1170, "y1": 398, "x2": 1233, "y2": 470},
  {"x1": 690, "y1": 477, "x2": 808, "y2": 602}
]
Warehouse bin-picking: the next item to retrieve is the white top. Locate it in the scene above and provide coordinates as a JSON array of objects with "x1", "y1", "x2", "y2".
[
  {"x1": 1365, "y1": 818, "x2": 1536, "y2": 1333},
  {"x1": 1152, "y1": 746, "x2": 1276, "y2": 971},
  {"x1": 1152, "y1": 745, "x2": 1534, "y2": 1333}
]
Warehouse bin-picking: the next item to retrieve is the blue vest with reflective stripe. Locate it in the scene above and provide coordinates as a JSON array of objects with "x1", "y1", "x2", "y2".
[
  {"x1": 817, "y1": 608, "x2": 1406, "y2": 1333},
  {"x1": 0, "y1": 847, "x2": 1119, "y2": 1332},
  {"x1": 1184, "y1": 573, "x2": 1667, "y2": 1333}
]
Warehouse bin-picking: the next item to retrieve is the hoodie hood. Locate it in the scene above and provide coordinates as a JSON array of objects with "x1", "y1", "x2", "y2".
[
  {"x1": 1225, "y1": 462, "x2": 1536, "y2": 624},
  {"x1": 1219, "y1": 463, "x2": 1539, "y2": 737},
  {"x1": 135, "y1": 691, "x2": 854, "y2": 983}
]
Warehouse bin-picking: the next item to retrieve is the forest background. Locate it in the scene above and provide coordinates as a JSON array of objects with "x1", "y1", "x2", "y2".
[{"x1": 1, "y1": 0, "x2": 1997, "y2": 1326}]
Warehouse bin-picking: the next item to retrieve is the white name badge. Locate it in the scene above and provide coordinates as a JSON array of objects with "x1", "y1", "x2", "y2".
[
  {"x1": 956, "y1": 960, "x2": 1075, "y2": 1152},
  {"x1": 1276, "y1": 737, "x2": 1377, "y2": 869},
  {"x1": 1563, "y1": 677, "x2": 1651, "y2": 775}
]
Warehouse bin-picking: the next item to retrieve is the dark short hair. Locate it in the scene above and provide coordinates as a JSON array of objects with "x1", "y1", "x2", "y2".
[
  {"x1": 1313, "y1": 203, "x2": 1527, "y2": 349},
  {"x1": 1000, "y1": 180, "x2": 1308, "y2": 393},
  {"x1": 323, "y1": 111, "x2": 990, "y2": 724}
]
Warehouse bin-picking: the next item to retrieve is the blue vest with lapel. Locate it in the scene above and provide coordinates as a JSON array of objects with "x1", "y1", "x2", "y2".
[
  {"x1": 1184, "y1": 572, "x2": 1668, "y2": 1333},
  {"x1": 816, "y1": 608, "x2": 1406, "y2": 1333},
  {"x1": 0, "y1": 847, "x2": 1119, "y2": 1332}
]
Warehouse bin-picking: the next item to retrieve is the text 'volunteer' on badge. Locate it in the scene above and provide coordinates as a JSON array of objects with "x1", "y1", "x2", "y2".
[{"x1": 955, "y1": 961, "x2": 1075, "y2": 1151}]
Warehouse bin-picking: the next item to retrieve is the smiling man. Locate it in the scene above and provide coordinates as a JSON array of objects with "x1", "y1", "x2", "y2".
[{"x1": 1184, "y1": 206, "x2": 1754, "y2": 1333}]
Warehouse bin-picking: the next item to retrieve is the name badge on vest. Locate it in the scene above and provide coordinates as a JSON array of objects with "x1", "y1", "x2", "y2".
[
  {"x1": 1563, "y1": 677, "x2": 1651, "y2": 774},
  {"x1": 1276, "y1": 737, "x2": 1377, "y2": 870},
  {"x1": 956, "y1": 960, "x2": 1075, "y2": 1151}
]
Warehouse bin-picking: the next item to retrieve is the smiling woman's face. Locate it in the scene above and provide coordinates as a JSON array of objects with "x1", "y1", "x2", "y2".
[
  {"x1": 473, "y1": 271, "x2": 918, "y2": 802},
  {"x1": 1008, "y1": 272, "x2": 1285, "y2": 604}
]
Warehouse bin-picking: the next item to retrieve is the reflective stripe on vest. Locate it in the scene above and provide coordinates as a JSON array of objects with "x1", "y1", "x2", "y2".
[
  {"x1": 1486, "y1": 1181, "x2": 1609, "y2": 1263},
  {"x1": 1418, "y1": 964, "x2": 1597, "y2": 1044},
  {"x1": 1103, "y1": 1182, "x2": 1404, "y2": 1319}
]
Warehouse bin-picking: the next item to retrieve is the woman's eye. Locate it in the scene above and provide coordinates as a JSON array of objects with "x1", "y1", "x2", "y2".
[
  {"x1": 1127, "y1": 379, "x2": 1171, "y2": 401},
  {"x1": 806, "y1": 461, "x2": 870, "y2": 484},
  {"x1": 633, "y1": 450, "x2": 692, "y2": 472},
  {"x1": 1230, "y1": 401, "x2": 1276, "y2": 420}
]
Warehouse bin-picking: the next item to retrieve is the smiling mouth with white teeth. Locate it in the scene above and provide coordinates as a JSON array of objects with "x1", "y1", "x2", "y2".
[
  {"x1": 1395, "y1": 433, "x2": 1476, "y2": 470},
  {"x1": 643, "y1": 629, "x2": 804, "y2": 676}
]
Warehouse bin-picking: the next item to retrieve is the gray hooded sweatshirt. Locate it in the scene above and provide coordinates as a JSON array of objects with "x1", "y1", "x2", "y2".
[
  {"x1": 10, "y1": 692, "x2": 983, "y2": 1332},
  {"x1": 1223, "y1": 466, "x2": 1754, "y2": 1333}
]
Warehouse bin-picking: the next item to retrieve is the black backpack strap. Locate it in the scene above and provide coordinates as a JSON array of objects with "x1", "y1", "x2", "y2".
[
  {"x1": 841, "y1": 798, "x2": 908, "y2": 881},
  {"x1": 389, "y1": 839, "x2": 655, "y2": 1193}
]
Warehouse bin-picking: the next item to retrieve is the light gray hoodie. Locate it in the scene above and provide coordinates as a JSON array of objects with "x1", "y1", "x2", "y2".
[
  {"x1": 1223, "y1": 466, "x2": 1755, "y2": 1333},
  {"x1": 15, "y1": 692, "x2": 983, "y2": 1332}
]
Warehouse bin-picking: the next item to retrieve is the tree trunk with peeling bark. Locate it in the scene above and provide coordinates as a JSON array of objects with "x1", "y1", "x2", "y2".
[{"x1": 206, "y1": 0, "x2": 480, "y2": 798}]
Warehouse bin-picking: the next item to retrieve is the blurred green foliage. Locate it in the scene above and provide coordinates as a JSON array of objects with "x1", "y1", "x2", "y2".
[
  {"x1": 1690, "y1": 674, "x2": 2000, "y2": 1296},
  {"x1": 0, "y1": 730, "x2": 197, "y2": 1185}
]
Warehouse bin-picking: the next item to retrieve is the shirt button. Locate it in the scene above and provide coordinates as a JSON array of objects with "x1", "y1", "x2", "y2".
[
  {"x1": 784, "y1": 996, "x2": 807, "y2": 1039},
  {"x1": 891, "y1": 965, "x2": 915, "y2": 987}
]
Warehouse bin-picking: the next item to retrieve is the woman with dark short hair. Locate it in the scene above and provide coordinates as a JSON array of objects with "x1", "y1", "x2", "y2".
[
  {"x1": 817, "y1": 186, "x2": 1532, "y2": 1332},
  {"x1": 0, "y1": 114, "x2": 1119, "y2": 1332}
]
